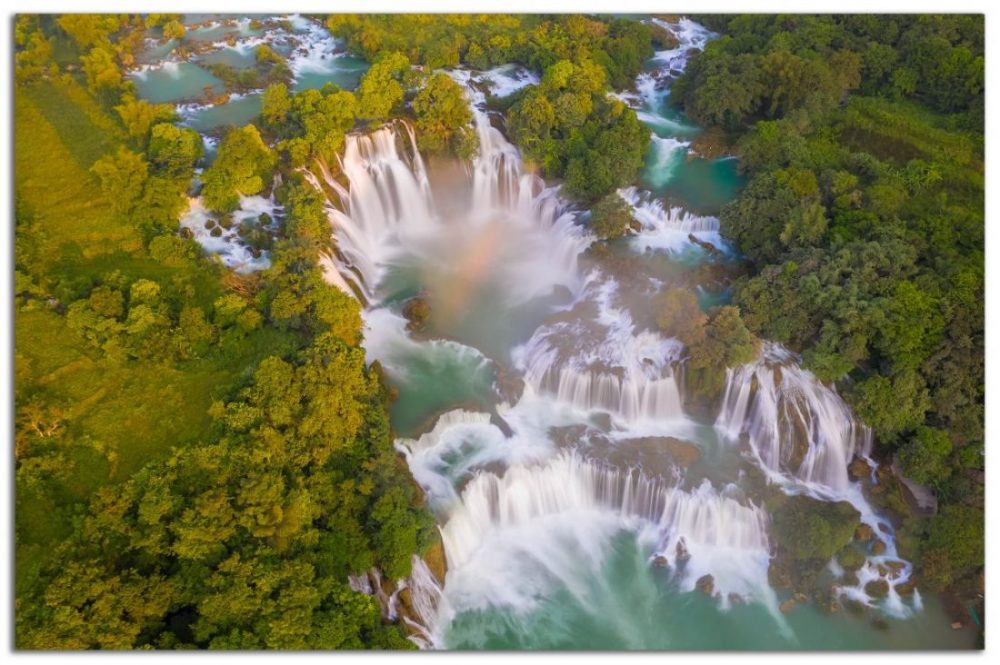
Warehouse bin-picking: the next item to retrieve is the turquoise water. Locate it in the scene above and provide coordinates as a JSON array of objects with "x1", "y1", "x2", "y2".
[
  {"x1": 292, "y1": 55, "x2": 369, "y2": 92},
  {"x1": 444, "y1": 533, "x2": 977, "y2": 650},
  {"x1": 198, "y1": 46, "x2": 259, "y2": 69},
  {"x1": 183, "y1": 94, "x2": 263, "y2": 132},
  {"x1": 635, "y1": 83, "x2": 745, "y2": 215},
  {"x1": 650, "y1": 156, "x2": 743, "y2": 215},
  {"x1": 130, "y1": 62, "x2": 224, "y2": 103}
]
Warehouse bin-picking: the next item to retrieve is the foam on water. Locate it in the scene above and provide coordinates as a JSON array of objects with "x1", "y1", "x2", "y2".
[{"x1": 179, "y1": 193, "x2": 281, "y2": 273}]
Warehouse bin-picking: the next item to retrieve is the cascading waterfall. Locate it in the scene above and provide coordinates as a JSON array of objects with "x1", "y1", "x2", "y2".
[
  {"x1": 313, "y1": 113, "x2": 589, "y2": 307},
  {"x1": 618, "y1": 186, "x2": 724, "y2": 255},
  {"x1": 714, "y1": 344, "x2": 872, "y2": 492},
  {"x1": 512, "y1": 278, "x2": 687, "y2": 431},
  {"x1": 714, "y1": 344, "x2": 921, "y2": 617},
  {"x1": 315, "y1": 122, "x2": 437, "y2": 298},
  {"x1": 415, "y1": 452, "x2": 783, "y2": 647}
]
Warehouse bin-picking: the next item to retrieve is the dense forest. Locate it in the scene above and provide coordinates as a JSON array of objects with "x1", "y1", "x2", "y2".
[
  {"x1": 673, "y1": 14, "x2": 984, "y2": 598},
  {"x1": 13, "y1": 11, "x2": 984, "y2": 649},
  {"x1": 14, "y1": 14, "x2": 435, "y2": 648}
]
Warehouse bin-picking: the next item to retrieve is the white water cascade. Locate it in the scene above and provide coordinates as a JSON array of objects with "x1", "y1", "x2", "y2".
[
  {"x1": 618, "y1": 186, "x2": 724, "y2": 255},
  {"x1": 512, "y1": 278, "x2": 688, "y2": 432},
  {"x1": 715, "y1": 344, "x2": 872, "y2": 492},
  {"x1": 714, "y1": 344, "x2": 923, "y2": 617},
  {"x1": 415, "y1": 452, "x2": 782, "y2": 647},
  {"x1": 312, "y1": 115, "x2": 590, "y2": 308}
]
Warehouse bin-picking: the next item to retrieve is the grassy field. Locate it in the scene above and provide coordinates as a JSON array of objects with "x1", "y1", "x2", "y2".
[{"x1": 14, "y1": 76, "x2": 298, "y2": 594}]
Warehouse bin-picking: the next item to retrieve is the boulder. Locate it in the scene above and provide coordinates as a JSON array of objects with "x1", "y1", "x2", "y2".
[
  {"x1": 652, "y1": 555, "x2": 669, "y2": 568},
  {"x1": 865, "y1": 579, "x2": 890, "y2": 599},
  {"x1": 848, "y1": 458, "x2": 872, "y2": 482},
  {"x1": 695, "y1": 574, "x2": 714, "y2": 596},
  {"x1": 855, "y1": 524, "x2": 875, "y2": 542},
  {"x1": 872, "y1": 539, "x2": 887, "y2": 555},
  {"x1": 423, "y1": 539, "x2": 448, "y2": 583},
  {"x1": 675, "y1": 538, "x2": 691, "y2": 564},
  {"x1": 779, "y1": 599, "x2": 797, "y2": 614},
  {"x1": 402, "y1": 296, "x2": 431, "y2": 332},
  {"x1": 837, "y1": 544, "x2": 866, "y2": 571}
]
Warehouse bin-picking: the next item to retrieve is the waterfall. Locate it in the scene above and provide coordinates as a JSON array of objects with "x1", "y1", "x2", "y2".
[
  {"x1": 512, "y1": 277, "x2": 687, "y2": 431},
  {"x1": 715, "y1": 344, "x2": 922, "y2": 618},
  {"x1": 398, "y1": 556, "x2": 446, "y2": 649},
  {"x1": 714, "y1": 344, "x2": 871, "y2": 492},
  {"x1": 315, "y1": 122, "x2": 437, "y2": 298},
  {"x1": 312, "y1": 107, "x2": 589, "y2": 306},
  {"x1": 618, "y1": 186, "x2": 724, "y2": 255},
  {"x1": 424, "y1": 452, "x2": 782, "y2": 642}
]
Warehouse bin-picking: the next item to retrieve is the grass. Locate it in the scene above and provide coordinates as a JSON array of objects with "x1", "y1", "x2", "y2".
[
  {"x1": 14, "y1": 76, "x2": 300, "y2": 595},
  {"x1": 15, "y1": 77, "x2": 141, "y2": 273}
]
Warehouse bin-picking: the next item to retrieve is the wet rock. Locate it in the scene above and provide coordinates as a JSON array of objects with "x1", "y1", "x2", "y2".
[
  {"x1": 493, "y1": 365, "x2": 525, "y2": 404},
  {"x1": 675, "y1": 538, "x2": 691, "y2": 564},
  {"x1": 423, "y1": 538, "x2": 448, "y2": 583},
  {"x1": 402, "y1": 296, "x2": 431, "y2": 332},
  {"x1": 837, "y1": 545, "x2": 866, "y2": 571},
  {"x1": 653, "y1": 554, "x2": 669, "y2": 567},
  {"x1": 865, "y1": 579, "x2": 890, "y2": 599},
  {"x1": 779, "y1": 599, "x2": 797, "y2": 614},
  {"x1": 855, "y1": 524, "x2": 875, "y2": 542},
  {"x1": 768, "y1": 560, "x2": 793, "y2": 590},
  {"x1": 871, "y1": 618, "x2": 890, "y2": 631},
  {"x1": 895, "y1": 581, "x2": 916, "y2": 596},
  {"x1": 878, "y1": 523, "x2": 891, "y2": 534},
  {"x1": 794, "y1": 592, "x2": 809, "y2": 604},
  {"x1": 661, "y1": 437, "x2": 701, "y2": 467},
  {"x1": 687, "y1": 233, "x2": 723, "y2": 259},
  {"x1": 872, "y1": 539, "x2": 887, "y2": 555},
  {"x1": 695, "y1": 574, "x2": 714, "y2": 596},
  {"x1": 649, "y1": 21, "x2": 680, "y2": 50},
  {"x1": 848, "y1": 458, "x2": 872, "y2": 482},
  {"x1": 687, "y1": 125, "x2": 732, "y2": 160},
  {"x1": 844, "y1": 598, "x2": 868, "y2": 616},
  {"x1": 728, "y1": 593, "x2": 745, "y2": 607}
]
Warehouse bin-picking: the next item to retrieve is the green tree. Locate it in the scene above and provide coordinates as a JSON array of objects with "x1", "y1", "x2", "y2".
[
  {"x1": 201, "y1": 125, "x2": 277, "y2": 213},
  {"x1": 412, "y1": 73, "x2": 477, "y2": 158},
  {"x1": 355, "y1": 51, "x2": 410, "y2": 121},
  {"x1": 91, "y1": 147, "x2": 149, "y2": 219},
  {"x1": 147, "y1": 123, "x2": 203, "y2": 178},
  {"x1": 261, "y1": 82, "x2": 291, "y2": 129}
]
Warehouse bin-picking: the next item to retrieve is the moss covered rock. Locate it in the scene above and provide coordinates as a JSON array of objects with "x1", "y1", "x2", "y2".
[
  {"x1": 772, "y1": 495, "x2": 861, "y2": 562},
  {"x1": 837, "y1": 544, "x2": 866, "y2": 571}
]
